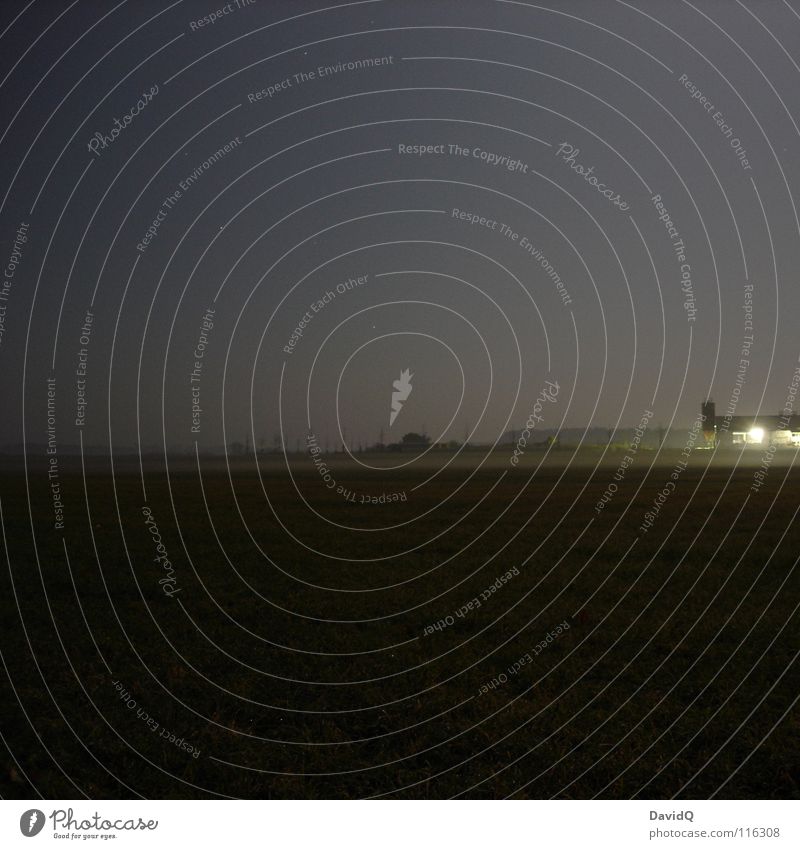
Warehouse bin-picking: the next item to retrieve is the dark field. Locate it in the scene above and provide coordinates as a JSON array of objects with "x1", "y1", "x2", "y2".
[{"x1": 2, "y1": 448, "x2": 799, "y2": 798}]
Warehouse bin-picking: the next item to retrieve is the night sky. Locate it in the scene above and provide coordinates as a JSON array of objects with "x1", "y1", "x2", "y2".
[{"x1": 2, "y1": 0, "x2": 800, "y2": 451}]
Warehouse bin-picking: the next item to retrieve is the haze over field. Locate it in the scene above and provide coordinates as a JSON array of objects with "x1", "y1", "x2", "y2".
[{"x1": 1, "y1": 0, "x2": 799, "y2": 806}]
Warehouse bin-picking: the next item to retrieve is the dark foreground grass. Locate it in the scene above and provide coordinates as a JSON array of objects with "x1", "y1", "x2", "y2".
[{"x1": 1, "y1": 448, "x2": 799, "y2": 798}]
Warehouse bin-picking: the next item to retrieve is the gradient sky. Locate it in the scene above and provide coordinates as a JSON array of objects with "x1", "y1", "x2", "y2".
[{"x1": 2, "y1": 0, "x2": 800, "y2": 451}]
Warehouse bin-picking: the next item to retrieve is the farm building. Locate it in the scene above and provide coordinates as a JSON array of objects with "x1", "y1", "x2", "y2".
[{"x1": 701, "y1": 400, "x2": 800, "y2": 447}]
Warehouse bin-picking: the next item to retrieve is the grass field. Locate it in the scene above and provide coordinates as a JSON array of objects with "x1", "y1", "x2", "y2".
[{"x1": 1, "y1": 447, "x2": 799, "y2": 798}]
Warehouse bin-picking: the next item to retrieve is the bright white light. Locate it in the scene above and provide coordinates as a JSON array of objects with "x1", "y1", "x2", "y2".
[{"x1": 749, "y1": 427, "x2": 764, "y2": 443}]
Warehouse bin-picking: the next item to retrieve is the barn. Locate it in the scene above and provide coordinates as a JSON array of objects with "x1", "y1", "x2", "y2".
[{"x1": 701, "y1": 400, "x2": 800, "y2": 447}]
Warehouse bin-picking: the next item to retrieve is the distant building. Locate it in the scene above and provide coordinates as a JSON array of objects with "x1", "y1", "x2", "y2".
[{"x1": 701, "y1": 399, "x2": 800, "y2": 447}]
